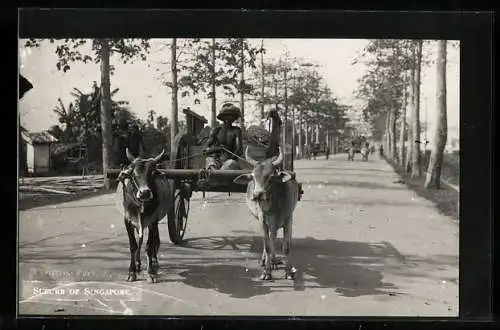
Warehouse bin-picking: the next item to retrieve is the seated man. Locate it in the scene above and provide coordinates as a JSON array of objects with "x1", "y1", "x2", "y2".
[{"x1": 205, "y1": 103, "x2": 243, "y2": 170}]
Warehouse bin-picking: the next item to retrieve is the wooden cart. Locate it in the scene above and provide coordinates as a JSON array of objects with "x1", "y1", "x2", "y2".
[{"x1": 106, "y1": 108, "x2": 298, "y2": 245}]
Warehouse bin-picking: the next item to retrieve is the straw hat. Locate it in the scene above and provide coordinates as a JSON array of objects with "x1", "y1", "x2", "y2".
[{"x1": 217, "y1": 103, "x2": 241, "y2": 121}]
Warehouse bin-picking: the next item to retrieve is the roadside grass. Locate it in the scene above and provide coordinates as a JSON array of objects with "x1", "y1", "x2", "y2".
[{"x1": 384, "y1": 156, "x2": 459, "y2": 221}]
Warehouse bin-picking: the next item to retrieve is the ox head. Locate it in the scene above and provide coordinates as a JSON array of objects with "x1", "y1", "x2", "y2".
[
  {"x1": 118, "y1": 148, "x2": 169, "y2": 202},
  {"x1": 233, "y1": 146, "x2": 292, "y2": 202}
]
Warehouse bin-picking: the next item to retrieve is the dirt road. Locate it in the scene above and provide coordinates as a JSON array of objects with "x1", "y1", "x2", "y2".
[{"x1": 18, "y1": 154, "x2": 458, "y2": 316}]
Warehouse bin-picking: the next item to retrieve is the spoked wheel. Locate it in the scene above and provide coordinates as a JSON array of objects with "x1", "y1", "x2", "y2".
[
  {"x1": 168, "y1": 189, "x2": 190, "y2": 244},
  {"x1": 167, "y1": 132, "x2": 196, "y2": 245}
]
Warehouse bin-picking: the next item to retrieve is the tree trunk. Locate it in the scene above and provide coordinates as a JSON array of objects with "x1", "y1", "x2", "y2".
[
  {"x1": 411, "y1": 40, "x2": 423, "y2": 178},
  {"x1": 385, "y1": 111, "x2": 390, "y2": 156},
  {"x1": 260, "y1": 39, "x2": 265, "y2": 126},
  {"x1": 239, "y1": 38, "x2": 245, "y2": 127},
  {"x1": 99, "y1": 39, "x2": 113, "y2": 190},
  {"x1": 274, "y1": 79, "x2": 278, "y2": 111},
  {"x1": 406, "y1": 64, "x2": 415, "y2": 173},
  {"x1": 283, "y1": 70, "x2": 288, "y2": 164},
  {"x1": 210, "y1": 38, "x2": 217, "y2": 128},
  {"x1": 171, "y1": 38, "x2": 179, "y2": 153},
  {"x1": 399, "y1": 73, "x2": 407, "y2": 167},
  {"x1": 390, "y1": 109, "x2": 397, "y2": 160},
  {"x1": 425, "y1": 40, "x2": 448, "y2": 189},
  {"x1": 304, "y1": 120, "x2": 309, "y2": 152},
  {"x1": 298, "y1": 107, "x2": 303, "y2": 158}
]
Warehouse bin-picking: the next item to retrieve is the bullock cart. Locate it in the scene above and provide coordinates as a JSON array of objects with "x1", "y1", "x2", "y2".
[{"x1": 106, "y1": 108, "x2": 299, "y2": 245}]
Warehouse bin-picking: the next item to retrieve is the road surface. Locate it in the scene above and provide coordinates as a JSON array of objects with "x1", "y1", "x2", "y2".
[{"x1": 18, "y1": 153, "x2": 458, "y2": 316}]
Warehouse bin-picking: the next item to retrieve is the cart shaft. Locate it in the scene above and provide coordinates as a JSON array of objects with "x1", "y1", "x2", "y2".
[{"x1": 105, "y1": 168, "x2": 252, "y2": 181}]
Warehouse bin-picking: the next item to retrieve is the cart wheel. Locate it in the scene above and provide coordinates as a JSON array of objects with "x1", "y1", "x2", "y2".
[{"x1": 168, "y1": 189, "x2": 190, "y2": 244}]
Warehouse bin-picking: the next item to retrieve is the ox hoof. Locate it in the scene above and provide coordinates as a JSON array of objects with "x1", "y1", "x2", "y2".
[
  {"x1": 126, "y1": 272, "x2": 137, "y2": 282},
  {"x1": 148, "y1": 275, "x2": 158, "y2": 283},
  {"x1": 259, "y1": 272, "x2": 273, "y2": 281}
]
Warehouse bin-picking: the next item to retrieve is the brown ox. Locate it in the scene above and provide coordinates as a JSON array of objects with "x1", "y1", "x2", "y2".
[
  {"x1": 116, "y1": 149, "x2": 172, "y2": 283},
  {"x1": 233, "y1": 146, "x2": 300, "y2": 281}
]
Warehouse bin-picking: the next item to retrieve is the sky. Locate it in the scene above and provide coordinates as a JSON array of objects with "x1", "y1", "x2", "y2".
[{"x1": 19, "y1": 38, "x2": 460, "y2": 146}]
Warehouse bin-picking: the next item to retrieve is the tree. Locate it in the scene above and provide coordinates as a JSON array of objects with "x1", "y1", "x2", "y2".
[
  {"x1": 410, "y1": 40, "x2": 424, "y2": 178},
  {"x1": 24, "y1": 38, "x2": 151, "y2": 189},
  {"x1": 218, "y1": 38, "x2": 262, "y2": 127},
  {"x1": 424, "y1": 40, "x2": 448, "y2": 189},
  {"x1": 170, "y1": 38, "x2": 220, "y2": 127},
  {"x1": 48, "y1": 125, "x2": 65, "y2": 141},
  {"x1": 354, "y1": 39, "x2": 416, "y2": 162},
  {"x1": 52, "y1": 82, "x2": 138, "y2": 164},
  {"x1": 156, "y1": 115, "x2": 170, "y2": 132},
  {"x1": 211, "y1": 38, "x2": 217, "y2": 127},
  {"x1": 259, "y1": 39, "x2": 265, "y2": 126},
  {"x1": 288, "y1": 64, "x2": 324, "y2": 157},
  {"x1": 170, "y1": 38, "x2": 179, "y2": 153},
  {"x1": 398, "y1": 71, "x2": 409, "y2": 167}
]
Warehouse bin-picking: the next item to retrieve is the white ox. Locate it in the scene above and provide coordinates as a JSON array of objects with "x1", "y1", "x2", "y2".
[
  {"x1": 116, "y1": 149, "x2": 172, "y2": 283},
  {"x1": 233, "y1": 146, "x2": 300, "y2": 280}
]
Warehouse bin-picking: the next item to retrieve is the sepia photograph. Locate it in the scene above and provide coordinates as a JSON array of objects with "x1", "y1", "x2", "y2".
[{"x1": 18, "y1": 37, "x2": 460, "y2": 316}]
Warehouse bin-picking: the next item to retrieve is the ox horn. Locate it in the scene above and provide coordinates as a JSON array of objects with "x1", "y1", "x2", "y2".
[
  {"x1": 245, "y1": 146, "x2": 258, "y2": 165},
  {"x1": 126, "y1": 148, "x2": 137, "y2": 163},
  {"x1": 152, "y1": 149, "x2": 168, "y2": 164},
  {"x1": 271, "y1": 146, "x2": 284, "y2": 167}
]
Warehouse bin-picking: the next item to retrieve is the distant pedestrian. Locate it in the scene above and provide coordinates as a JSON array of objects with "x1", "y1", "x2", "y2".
[
  {"x1": 325, "y1": 146, "x2": 330, "y2": 160},
  {"x1": 379, "y1": 144, "x2": 384, "y2": 159}
]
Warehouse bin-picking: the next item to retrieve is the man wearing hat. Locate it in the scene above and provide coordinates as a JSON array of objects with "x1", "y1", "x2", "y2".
[{"x1": 204, "y1": 103, "x2": 243, "y2": 170}]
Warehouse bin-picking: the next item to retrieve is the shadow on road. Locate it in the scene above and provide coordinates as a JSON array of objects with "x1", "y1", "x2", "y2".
[
  {"x1": 177, "y1": 236, "x2": 398, "y2": 298},
  {"x1": 19, "y1": 234, "x2": 458, "y2": 300}
]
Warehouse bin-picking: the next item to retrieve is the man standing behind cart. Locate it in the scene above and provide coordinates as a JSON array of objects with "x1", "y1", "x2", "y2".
[{"x1": 204, "y1": 103, "x2": 243, "y2": 170}]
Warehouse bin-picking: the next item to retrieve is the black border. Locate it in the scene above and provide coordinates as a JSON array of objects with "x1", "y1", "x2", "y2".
[{"x1": 10, "y1": 8, "x2": 494, "y2": 330}]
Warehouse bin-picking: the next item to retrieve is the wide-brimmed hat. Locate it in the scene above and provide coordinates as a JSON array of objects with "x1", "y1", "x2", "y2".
[{"x1": 217, "y1": 103, "x2": 241, "y2": 121}]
